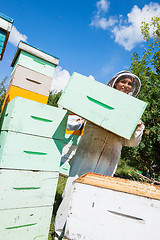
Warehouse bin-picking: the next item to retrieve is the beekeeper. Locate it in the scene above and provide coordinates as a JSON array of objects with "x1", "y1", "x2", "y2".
[{"x1": 54, "y1": 70, "x2": 145, "y2": 239}]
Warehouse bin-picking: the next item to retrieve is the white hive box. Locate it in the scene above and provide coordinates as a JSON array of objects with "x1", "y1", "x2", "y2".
[
  {"x1": 7, "y1": 65, "x2": 53, "y2": 97},
  {"x1": 64, "y1": 173, "x2": 160, "y2": 240}
]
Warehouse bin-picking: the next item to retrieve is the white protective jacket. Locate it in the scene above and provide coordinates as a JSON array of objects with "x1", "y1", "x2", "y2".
[{"x1": 55, "y1": 70, "x2": 145, "y2": 235}]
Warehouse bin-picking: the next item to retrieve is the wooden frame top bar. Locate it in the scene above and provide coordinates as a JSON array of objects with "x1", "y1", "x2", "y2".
[
  {"x1": 11, "y1": 41, "x2": 59, "y2": 67},
  {"x1": 76, "y1": 172, "x2": 160, "y2": 200}
]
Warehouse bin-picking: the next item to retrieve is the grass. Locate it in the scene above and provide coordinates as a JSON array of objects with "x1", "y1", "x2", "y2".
[{"x1": 48, "y1": 175, "x2": 67, "y2": 240}]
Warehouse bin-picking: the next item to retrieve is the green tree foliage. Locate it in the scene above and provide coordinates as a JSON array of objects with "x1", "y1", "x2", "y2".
[
  {"x1": 47, "y1": 91, "x2": 62, "y2": 107},
  {"x1": 121, "y1": 17, "x2": 160, "y2": 182},
  {"x1": 0, "y1": 77, "x2": 7, "y2": 112}
]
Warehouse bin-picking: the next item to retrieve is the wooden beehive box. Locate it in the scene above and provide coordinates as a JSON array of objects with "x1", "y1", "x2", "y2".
[
  {"x1": 1, "y1": 85, "x2": 49, "y2": 112},
  {"x1": 0, "y1": 12, "x2": 13, "y2": 60},
  {"x1": 11, "y1": 41, "x2": 59, "y2": 77},
  {"x1": 0, "y1": 169, "x2": 59, "y2": 209},
  {"x1": 58, "y1": 72, "x2": 147, "y2": 139},
  {"x1": 0, "y1": 131, "x2": 64, "y2": 171},
  {"x1": 0, "y1": 97, "x2": 68, "y2": 171},
  {"x1": 0, "y1": 205, "x2": 53, "y2": 240},
  {"x1": 64, "y1": 173, "x2": 160, "y2": 240},
  {"x1": 0, "y1": 96, "x2": 68, "y2": 139},
  {"x1": 7, "y1": 65, "x2": 53, "y2": 96},
  {"x1": 0, "y1": 97, "x2": 68, "y2": 239}
]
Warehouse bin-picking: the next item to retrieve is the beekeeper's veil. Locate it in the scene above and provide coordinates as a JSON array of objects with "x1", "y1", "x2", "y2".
[{"x1": 107, "y1": 70, "x2": 141, "y2": 97}]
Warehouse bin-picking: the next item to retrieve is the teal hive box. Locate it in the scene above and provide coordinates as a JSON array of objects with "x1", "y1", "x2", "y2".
[
  {"x1": 8, "y1": 65, "x2": 53, "y2": 97},
  {"x1": 58, "y1": 72, "x2": 147, "y2": 140},
  {"x1": 0, "y1": 96, "x2": 68, "y2": 140},
  {"x1": 0, "y1": 12, "x2": 14, "y2": 60},
  {"x1": 0, "y1": 131, "x2": 64, "y2": 171},
  {"x1": 0, "y1": 206, "x2": 53, "y2": 240},
  {"x1": 0, "y1": 169, "x2": 59, "y2": 209},
  {"x1": 11, "y1": 41, "x2": 59, "y2": 77}
]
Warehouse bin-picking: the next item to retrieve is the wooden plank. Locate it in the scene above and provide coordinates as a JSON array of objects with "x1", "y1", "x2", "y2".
[
  {"x1": 58, "y1": 72, "x2": 147, "y2": 139},
  {"x1": 0, "y1": 131, "x2": 64, "y2": 171},
  {"x1": 1, "y1": 86, "x2": 48, "y2": 112},
  {"x1": 0, "y1": 96, "x2": 68, "y2": 140},
  {"x1": 0, "y1": 169, "x2": 59, "y2": 209},
  {"x1": 7, "y1": 65, "x2": 53, "y2": 96},
  {"x1": 11, "y1": 41, "x2": 59, "y2": 68},
  {"x1": 65, "y1": 177, "x2": 160, "y2": 240},
  {"x1": 0, "y1": 206, "x2": 52, "y2": 240},
  {"x1": 76, "y1": 173, "x2": 160, "y2": 200}
]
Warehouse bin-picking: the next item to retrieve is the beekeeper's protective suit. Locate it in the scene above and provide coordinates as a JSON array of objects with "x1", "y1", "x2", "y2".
[{"x1": 55, "y1": 71, "x2": 145, "y2": 238}]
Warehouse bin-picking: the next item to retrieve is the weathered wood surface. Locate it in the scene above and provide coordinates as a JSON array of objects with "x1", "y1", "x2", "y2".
[
  {"x1": 11, "y1": 50, "x2": 56, "y2": 78},
  {"x1": 0, "y1": 169, "x2": 59, "y2": 209},
  {"x1": 58, "y1": 72, "x2": 147, "y2": 139},
  {"x1": 0, "y1": 131, "x2": 63, "y2": 171},
  {"x1": 7, "y1": 65, "x2": 53, "y2": 96},
  {"x1": 0, "y1": 206, "x2": 52, "y2": 240},
  {"x1": 0, "y1": 96, "x2": 68, "y2": 140},
  {"x1": 65, "y1": 173, "x2": 160, "y2": 240},
  {"x1": 77, "y1": 172, "x2": 160, "y2": 200}
]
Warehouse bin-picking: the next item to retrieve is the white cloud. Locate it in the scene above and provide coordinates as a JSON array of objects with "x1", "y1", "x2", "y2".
[
  {"x1": 113, "y1": 3, "x2": 160, "y2": 50},
  {"x1": 96, "y1": 0, "x2": 110, "y2": 13},
  {"x1": 9, "y1": 26, "x2": 28, "y2": 46},
  {"x1": 51, "y1": 66, "x2": 70, "y2": 93},
  {"x1": 91, "y1": 2, "x2": 160, "y2": 50},
  {"x1": 91, "y1": 16, "x2": 117, "y2": 30},
  {"x1": 91, "y1": 0, "x2": 113, "y2": 29}
]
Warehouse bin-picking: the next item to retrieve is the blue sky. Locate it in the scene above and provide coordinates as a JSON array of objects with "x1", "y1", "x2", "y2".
[{"x1": 0, "y1": 0, "x2": 160, "y2": 92}]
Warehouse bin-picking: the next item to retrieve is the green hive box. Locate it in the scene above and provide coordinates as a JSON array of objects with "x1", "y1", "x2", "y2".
[
  {"x1": 0, "y1": 96, "x2": 68, "y2": 140},
  {"x1": 0, "y1": 131, "x2": 64, "y2": 171},
  {"x1": 58, "y1": 72, "x2": 147, "y2": 140},
  {"x1": 11, "y1": 41, "x2": 59, "y2": 77},
  {"x1": 0, "y1": 169, "x2": 59, "y2": 209},
  {"x1": 0, "y1": 206, "x2": 53, "y2": 240}
]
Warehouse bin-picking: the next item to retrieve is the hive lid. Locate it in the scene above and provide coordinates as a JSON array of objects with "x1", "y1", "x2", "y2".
[
  {"x1": 0, "y1": 12, "x2": 14, "y2": 23},
  {"x1": 11, "y1": 41, "x2": 59, "y2": 67},
  {"x1": 76, "y1": 172, "x2": 160, "y2": 200}
]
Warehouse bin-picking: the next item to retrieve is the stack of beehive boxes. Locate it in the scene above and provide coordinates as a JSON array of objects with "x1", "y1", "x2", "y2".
[
  {"x1": 0, "y1": 96, "x2": 68, "y2": 239},
  {"x1": 1, "y1": 40, "x2": 59, "y2": 111},
  {"x1": 0, "y1": 12, "x2": 13, "y2": 60}
]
